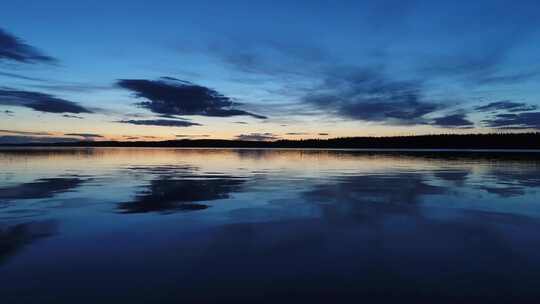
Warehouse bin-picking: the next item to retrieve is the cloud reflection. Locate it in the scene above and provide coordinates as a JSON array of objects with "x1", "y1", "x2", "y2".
[
  {"x1": 0, "y1": 176, "x2": 87, "y2": 201},
  {"x1": 0, "y1": 221, "x2": 57, "y2": 266},
  {"x1": 305, "y1": 173, "x2": 446, "y2": 204},
  {"x1": 118, "y1": 166, "x2": 246, "y2": 214}
]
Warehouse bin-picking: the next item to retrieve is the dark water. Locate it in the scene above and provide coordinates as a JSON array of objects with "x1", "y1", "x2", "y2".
[{"x1": 1, "y1": 148, "x2": 540, "y2": 303}]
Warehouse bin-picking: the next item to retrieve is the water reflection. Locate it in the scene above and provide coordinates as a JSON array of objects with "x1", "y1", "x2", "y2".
[
  {"x1": 115, "y1": 164, "x2": 247, "y2": 214},
  {"x1": 434, "y1": 168, "x2": 471, "y2": 185},
  {"x1": 304, "y1": 173, "x2": 445, "y2": 207},
  {"x1": 0, "y1": 148, "x2": 540, "y2": 303},
  {"x1": 479, "y1": 185, "x2": 526, "y2": 197},
  {"x1": 0, "y1": 176, "x2": 87, "y2": 201},
  {"x1": 118, "y1": 176, "x2": 245, "y2": 214},
  {"x1": 0, "y1": 221, "x2": 57, "y2": 266}
]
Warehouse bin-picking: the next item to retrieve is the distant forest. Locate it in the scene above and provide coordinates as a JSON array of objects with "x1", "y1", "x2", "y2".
[{"x1": 3, "y1": 133, "x2": 540, "y2": 149}]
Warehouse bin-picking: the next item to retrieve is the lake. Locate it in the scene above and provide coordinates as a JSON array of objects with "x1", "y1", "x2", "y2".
[{"x1": 1, "y1": 148, "x2": 540, "y2": 303}]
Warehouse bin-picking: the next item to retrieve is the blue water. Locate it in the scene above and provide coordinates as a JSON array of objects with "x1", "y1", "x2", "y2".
[{"x1": 1, "y1": 148, "x2": 540, "y2": 303}]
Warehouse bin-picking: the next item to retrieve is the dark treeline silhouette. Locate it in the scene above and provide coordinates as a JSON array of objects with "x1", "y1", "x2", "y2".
[{"x1": 2, "y1": 133, "x2": 540, "y2": 149}]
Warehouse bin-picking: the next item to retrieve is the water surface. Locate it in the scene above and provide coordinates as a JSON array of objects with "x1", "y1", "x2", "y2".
[{"x1": 1, "y1": 148, "x2": 540, "y2": 303}]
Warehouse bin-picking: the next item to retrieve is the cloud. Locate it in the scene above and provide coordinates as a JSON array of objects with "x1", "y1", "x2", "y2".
[
  {"x1": 64, "y1": 133, "x2": 104, "y2": 140},
  {"x1": 420, "y1": 46, "x2": 540, "y2": 87},
  {"x1": 121, "y1": 135, "x2": 162, "y2": 140},
  {"x1": 206, "y1": 38, "x2": 330, "y2": 78},
  {"x1": 2, "y1": 110, "x2": 14, "y2": 116},
  {"x1": 176, "y1": 134, "x2": 210, "y2": 138},
  {"x1": 415, "y1": 6, "x2": 540, "y2": 86},
  {"x1": 29, "y1": 83, "x2": 112, "y2": 93},
  {"x1": 0, "y1": 135, "x2": 77, "y2": 144},
  {"x1": 0, "y1": 129, "x2": 51, "y2": 136},
  {"x1": 286, "y1": 132, "x2": 309, "y2": 135},
  {"x1": 431, "y1": 113, "x2": 474, "y2": 128},
  {"x1": 0, "y1": 71, "x2": 112, "y2": 93},
  {"x1": 176, "y1": 37, "x2": 331, "y2": 83},
  {"x1": 117, "y1": 77, "x2": 266, "y2": 119},
  {"x1": 482, "y1": 112, "x2": 540, "y2": 129},
  {"x1": 235, "y1": 133, "x2": 279, "y2": 141},
  {"x1": 0, "y1": 28, "x2": 56, "y2": 63},
  {"x1": 477, "y1": 70, "x2": 540, "y2": 85},
  {"x1": 117, "y1": 119, "x2": 202, "y2": 127},
  {"x1": 303, "y1": 67, "x2": 442, "y2": 125},
  {"x1": 0, "y1": 88, "x2": 92, "y2": 114},
  {"x1": 62, "y1": 114, "x2": 84, "y2": 119},
  {"x1": 475, "y1": 101, "x2": 538, "y2": 113},
  {"x1": 421, "y1": 47, "x2": 507, "y2": 82},
  {"x1": 0, "y1": 71, "x2": 46, "y2": 81}
]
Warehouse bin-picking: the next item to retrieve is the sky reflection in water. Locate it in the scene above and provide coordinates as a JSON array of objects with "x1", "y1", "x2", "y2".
[{"x1": 1, "y1": 148, "x2": 540, "y2": 303}]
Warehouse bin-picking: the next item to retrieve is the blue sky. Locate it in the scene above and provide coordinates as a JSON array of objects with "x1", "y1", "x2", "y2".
[{"x1": 1, "y1": 0, "x2": 540, "y2": 143}]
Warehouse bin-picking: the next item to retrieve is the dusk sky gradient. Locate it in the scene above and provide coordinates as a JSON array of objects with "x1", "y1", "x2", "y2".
[{"x1": 1, "y1": 0, "x2": 540, "y2": 143}]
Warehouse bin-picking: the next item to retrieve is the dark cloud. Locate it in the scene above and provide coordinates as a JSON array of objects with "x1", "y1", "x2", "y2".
[
  {"x1": 0, "y1": 88, "x2": 92, "y2": 114},
  {"x1": 235, "y1": 133, "x2": 280, "y2": 141},
  {"x1": 318, "y1": 133, "x2": 329, "y2": 136},
  {"x1": 0, "y1": 28, "x2": 56, "y2": 63},
  {"x1": 234, "y1": 121, "x2": 248, "y2": 124},
  {"x1": 475, "y1": 101, "x2": 538, "y2": 113},
  {"x1": 158, "y1": 114, "x2": 182, "y2": 119},
  {"x1": 482, "y1": 112, "x2": 540, "y2": 129},
  {"x1": 62, "y1": 114, "x2": 84, "y2": 119},
  {"x1": 431, "y1": 113, "x2": 474, "y2": 128},
  {"x1": 3, "y1": 110, "x2": 14, "y2": 116},
  {"x1": 117, "y1": 77, "x2": 266, "y2": 119},
  {"x1": 0, "y1": 177, "x2": 87, "y2": 200},
  {"x1": 0, "y1": 136, "x2": 77, "y2": 145},
  {"x1": 117, "y1": 119, "x2": 201, "y2": 127},
  {"x1": 121, "y1": 136, "x2": 162, "y2": 140},
  {"x1": 303, "y1": 67, "x2": 442, "y2": 125},
  {"x1": 64, "y1": 133, "x2": 104, "y2": 140},
  {"x1": 286, "y1": 132, "x2": 309, "y2": 135}
]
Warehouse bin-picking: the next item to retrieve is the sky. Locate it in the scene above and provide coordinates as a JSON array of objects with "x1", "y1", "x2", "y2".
[{"x1": 1, "y1": 0, "x2": 540, "y2": 143}]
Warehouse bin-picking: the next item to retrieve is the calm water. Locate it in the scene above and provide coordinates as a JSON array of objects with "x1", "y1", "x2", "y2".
[{"x1": 1, "y1": 148, "x2": 540, "y2": 303}]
